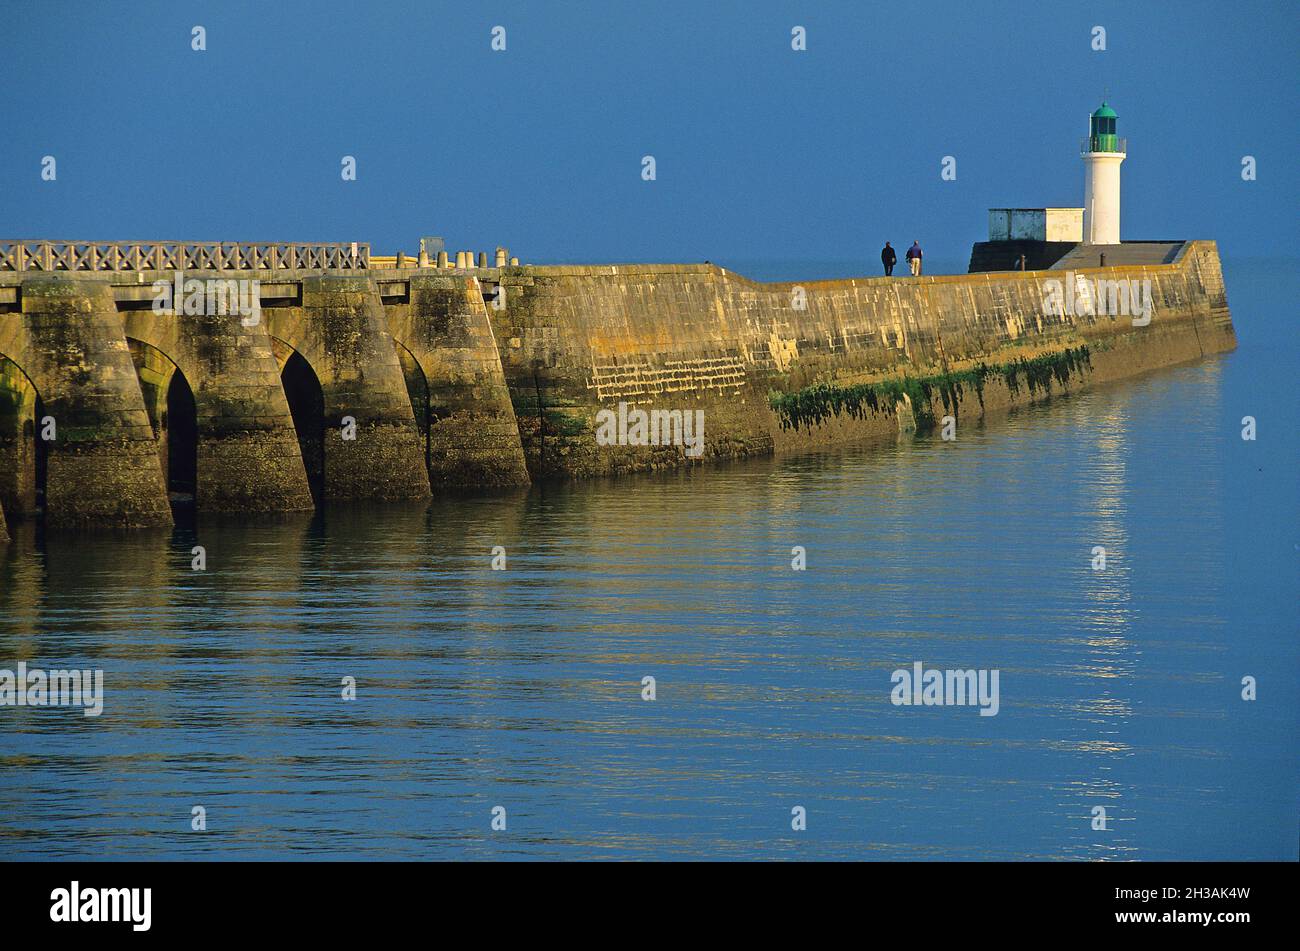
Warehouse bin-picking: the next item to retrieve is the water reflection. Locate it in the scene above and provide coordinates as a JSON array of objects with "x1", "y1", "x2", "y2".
[{"x1": 0, "y1": 354, "x2": 1288, "y2": 860}]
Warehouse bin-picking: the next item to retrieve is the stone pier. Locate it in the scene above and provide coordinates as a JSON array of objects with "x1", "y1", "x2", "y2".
[
  {"x1": 265, "y1": 276, "x2": 431, "y2": 501},
  {"x1": 121, "y1": 306, "x2": 314, "y2": 512},
  {"x1": 0, "y1": 238, "x2": 1238, "y2": 529},
  {"x1": 488, "y1": 241, "x2": 1235, "y2": 479},
  {"x1": 382, "y1": 274, "x2": 530, "y2": 487},
  {"x1": 2, "y1": 278, "x2": 171, "y2": 526}
]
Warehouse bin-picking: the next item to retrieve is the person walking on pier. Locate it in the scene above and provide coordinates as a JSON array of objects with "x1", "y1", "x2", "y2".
[
  {"x1": 906, "y1": 240, "x2": 923, "y2": 276},
  {"x1": 881, "y1": 242, "x2": 897, "y2": 276}
]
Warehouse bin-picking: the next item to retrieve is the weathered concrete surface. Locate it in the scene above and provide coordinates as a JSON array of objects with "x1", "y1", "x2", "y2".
[
  {"x1": 122, "y1": 303, "x2": 314, "y2": 512},
  {"x1": 489, "y1": 241, "x2": 1235, "y2": 479},
  {"x1": 381, "y1": 273, "x2": 529, "y2": 487},
  {"x1": 0, "y1": 279, "x2": 171, "y2": 526},
  {"x1": 265, "y1": 276, "x2": 431, "y2": 501},
  {"x1": 491, "y1": 264, "x2": 773, "y2": 479}
]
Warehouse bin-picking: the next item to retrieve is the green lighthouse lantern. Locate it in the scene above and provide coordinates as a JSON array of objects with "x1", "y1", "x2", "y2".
[{"x1": 1089, "y1": 102, "x2": 1119, "y2": 152}]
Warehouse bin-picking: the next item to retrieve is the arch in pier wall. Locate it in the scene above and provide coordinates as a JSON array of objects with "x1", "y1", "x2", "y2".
[
  {"x1": 392, "y1": 340, "x2": 431, "y2": 477},
  {"x1": 380, "y1": 324, "x2": 439, "y2": 413},
  {"x1": 118, "y1": 310, "x2": 314, "y2": 513},
  {"x1": 262, "y1": 284, "x2": 430, "y2": 501},
  {"x1": 0, "y1": 329, "x2": 197, "y2": 517},
  {"x1": 371, "y1": 314, "x2": 447, "y2": 485},
  {"x1": 263, "y1": 298, "x2": 434, "y2": 499},
  {"x1": 380, "y1": 278, "x2": 530, "y2": 488},
  {"x1": 125, "y1": 338, "x2": 198, "y2": 500},
  {"x1": 270, "y1": 336, "x2": 326, "y2": 505},
  {"x1": 1, "y1": 280, "x2": 172, "y2": 527},
  {"x1": 0, "y1": 354, "x2": 45, "y2": 519}
]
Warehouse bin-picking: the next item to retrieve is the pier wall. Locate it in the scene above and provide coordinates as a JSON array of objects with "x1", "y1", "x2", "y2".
[
  {"x1": 0, "y1": 280, "x2": 172, "y2": 526},
  {"x1": 0, "y1": 241, "x2": 1235, "y2": 525},
  {"x1": 264, "y1": 276, "x2": 431, "y2": 502},
  {"x1": 121, "y1": 305, "x2": 314, "y2": 512},
  {"x1": 380, "y1": 274, "x2": 530, "y2": 488},
  {"x1": 489, "y1": 241, "x2": 1234, "y2": 478}
]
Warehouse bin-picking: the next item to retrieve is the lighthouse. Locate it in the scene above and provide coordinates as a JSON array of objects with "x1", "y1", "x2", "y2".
[{"x1": 1081, "y1": 101, "x2": 1125, "y2": 244}]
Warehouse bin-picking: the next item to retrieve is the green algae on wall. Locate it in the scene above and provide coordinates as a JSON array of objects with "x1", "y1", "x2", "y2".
[
  {"x1": 997, "y1": 345, "x2": 1093, "y2": 398},
  {"x1": 768, "y1": 346, "x2": 1092, "y2": 432}
]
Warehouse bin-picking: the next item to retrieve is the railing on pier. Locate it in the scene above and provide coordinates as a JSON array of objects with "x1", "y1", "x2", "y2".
[{"x1": 0, "y1": 241, "x2": 370, "y2": 272}]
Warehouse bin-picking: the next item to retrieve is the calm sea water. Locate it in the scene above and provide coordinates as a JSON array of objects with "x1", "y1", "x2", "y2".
[{"x1": 1, "y1": 259, "x2": 1295, "y2": 861}]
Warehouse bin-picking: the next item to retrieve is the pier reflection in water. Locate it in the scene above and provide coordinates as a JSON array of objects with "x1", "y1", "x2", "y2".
[{"x1": 1, "y1": 326, "x2": 1295, "y2": 858}]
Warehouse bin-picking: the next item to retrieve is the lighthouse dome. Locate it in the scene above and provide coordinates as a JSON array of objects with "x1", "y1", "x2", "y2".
[{"x1": 1087, "y1": 101, "x2": 1121, "y2": 153}]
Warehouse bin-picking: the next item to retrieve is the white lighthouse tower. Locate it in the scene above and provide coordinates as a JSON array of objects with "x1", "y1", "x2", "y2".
[{"x1": 1081, "y1": 101, "x2": 1125, "y2": 244}]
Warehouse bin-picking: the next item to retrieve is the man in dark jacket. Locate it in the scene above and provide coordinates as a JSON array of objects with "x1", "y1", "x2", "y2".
[{"x1": 881, "y1": 242, "x2": 897, "y2": 276}]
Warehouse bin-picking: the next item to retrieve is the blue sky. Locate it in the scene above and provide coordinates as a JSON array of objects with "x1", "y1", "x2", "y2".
[{"x1": 2, "y1": 0, "x2": 1294, "y2": 269}]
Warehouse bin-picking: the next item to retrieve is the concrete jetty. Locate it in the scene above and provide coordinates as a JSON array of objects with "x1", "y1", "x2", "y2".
[{"x1": 0, "y1": 238, "x2": 1234, "y2": 529}]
